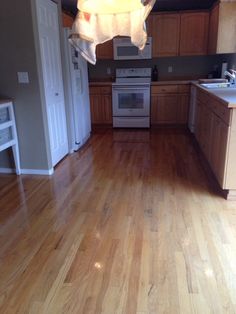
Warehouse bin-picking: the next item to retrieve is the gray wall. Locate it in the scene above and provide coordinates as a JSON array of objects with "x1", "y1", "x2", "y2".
[
  {"x1": 0, "y1": 0, "x2": 51, "y2": 170},
  {"x1": 88, "y1": 53, "x2": 236, "y2": 81}
]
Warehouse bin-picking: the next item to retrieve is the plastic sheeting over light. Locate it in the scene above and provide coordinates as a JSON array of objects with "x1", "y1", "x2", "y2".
[{"x1": 69, "y1": 0, "x2": 156, "y2": 65}]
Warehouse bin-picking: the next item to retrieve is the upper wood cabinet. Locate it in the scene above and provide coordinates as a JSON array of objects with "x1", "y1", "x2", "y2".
[
  {"x1": 62, "y1": 12, "x2": 74, "y2": 28},
  {"x1": 179, "y1": 12, "x2": 209, "y2": 56},
  {"x1": 208, "y1": 4, "x2": 219, "y2": 54},
  {"x1": 96, "y1": 40, "x2": 113, "y2": 60},
  {"x1": 208, "y1": 2, "x2": 236, "y2": 54},
  {"x1": 149, "y1": 13, "x2": 180, "y2": 57}
]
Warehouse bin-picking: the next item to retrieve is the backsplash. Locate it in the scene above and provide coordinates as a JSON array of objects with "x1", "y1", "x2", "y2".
[{"x1": 88, "y1": 53, "x2": 236, "y2": 81}]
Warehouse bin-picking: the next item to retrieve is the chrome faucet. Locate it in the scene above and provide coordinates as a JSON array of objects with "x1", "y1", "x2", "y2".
[{"x1": 224, "y1": 69, "x2": 236, "y2": 85}]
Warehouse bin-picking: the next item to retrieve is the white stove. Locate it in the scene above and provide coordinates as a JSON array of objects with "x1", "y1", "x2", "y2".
[{"x1": 112, "y1": 68, "x2": 151, "y2": 128}]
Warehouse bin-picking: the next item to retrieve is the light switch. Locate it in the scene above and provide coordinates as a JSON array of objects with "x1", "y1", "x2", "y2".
[
  {"x1": 168, "y1": 66, "x2": 173, "y2": 73},
  {"x1": 17, "y1": 72, "x2": 29, "y2": 84}
]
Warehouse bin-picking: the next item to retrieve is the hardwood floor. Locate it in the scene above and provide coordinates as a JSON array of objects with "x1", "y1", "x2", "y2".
[{"x1": 1, "y1": 128, "x2": 236, "y2": 313}]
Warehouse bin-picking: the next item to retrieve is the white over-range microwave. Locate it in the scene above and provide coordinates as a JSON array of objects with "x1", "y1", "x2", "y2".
[{"x1": 113, "y1": 37, "x2": 152, "y2": 60}]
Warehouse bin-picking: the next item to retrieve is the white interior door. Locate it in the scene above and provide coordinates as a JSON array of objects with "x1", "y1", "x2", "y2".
[{"x1": 36, "y1": 0, "x2": 68, "y2": 166}]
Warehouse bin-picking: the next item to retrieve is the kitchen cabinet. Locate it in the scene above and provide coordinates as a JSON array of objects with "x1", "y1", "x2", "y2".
[
  {"x1": 147, "y1": 11, "x2": 209, "y2": 57},
  {"x1": 178, "y1": 94, "x2": 190, "y2": 124},
  {"x1": 89, "y1": 85, "x2": 112, "y2": 124},
  {"x1": 151, "y1": 84, "x2": 190, "y2": 125},
  {"x1": 62, "y1": 12, "x2": 74, "y2": 28},
  {"x1": 208, "y1": 2, "x2": 236, "y2": 54},
  {"x1": 195, "y1": 99, "x2": 214, "y2": 163},
  {"x1": 148, "y1": 13, "x2": 180, "y2": 57},
  {"x1": 96, "y1": 40, "x2": 113, "y2": 59},
  {"x1": 194, "y1": 86, "x2": 236, "y2": 198},
  {"x1": 207, "y1": 3, "x2": 219, "y2": 54},
  {"x1": 179, "y1": 12, "x2": 209, "y2": 56},
  {"x1": 210, "y1": 115, "x2": 229, "y2": 186},
  {"x1": 152, "y1": 95, "x2": 178, "y2": 124}
]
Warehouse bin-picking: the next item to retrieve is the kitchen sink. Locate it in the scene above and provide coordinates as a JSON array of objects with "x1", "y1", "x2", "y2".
[{"x1": 200, "y1": 82, "x2": 231, "y2": 89}]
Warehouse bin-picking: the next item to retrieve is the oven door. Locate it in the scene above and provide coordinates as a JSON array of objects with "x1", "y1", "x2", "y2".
[{"x1": 112, "y1": 85, "x2": 150, "y2": 117}]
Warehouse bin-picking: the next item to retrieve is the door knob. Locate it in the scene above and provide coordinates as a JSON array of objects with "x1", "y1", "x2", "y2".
[{"x1": 55, "y1": 93, "x2": 59, "y2": 96}]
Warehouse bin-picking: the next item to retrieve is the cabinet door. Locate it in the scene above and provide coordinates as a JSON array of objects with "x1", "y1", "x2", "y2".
[
  {"x1": 201, "y1": 105, "x2": 213, "y2": 162},
  {"x1": 194, "y1": 101, "x2": 202, "y2": 144},
  {"x1": 90, "y1": 93, "x2": 112, "y2": 124},
  {"x1": 146, "y1": 15, "x2": 153, "y2": 36},
  {"x1": 151, "y1": 95, "x2": 178, "y2": 124},
  {"x1": 151, "y1": 95, "x2": 158, "y2": 124},
  {"x1": 208, "y1": 4, "x2": 219, "y2": 54},
  {"x1": 180, "y1": 12, "x2": 209, "y2": 56},
  {"x1": 150, "y1": 14, "x2": 180, "y2": 57},
  {"x1": 102, "y1": 94, "x2": 112, "y2": 124},
  {"x1": 96, "y1": 40, "x2": 113, "y2": 59},
  {"x1": 90, "y1": 94, "x2": 103, "y2": 124},
  {"x1": 210, "y1": 115, "x2": 229, "y2": 187},
  {"x1": 177, "y1": 94, "x2": 189, "y2": 124}
]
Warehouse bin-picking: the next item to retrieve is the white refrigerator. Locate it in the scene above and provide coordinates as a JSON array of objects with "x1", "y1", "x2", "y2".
[{"x1": 63, "y1": 28, "x2": 91, "y2": 153}]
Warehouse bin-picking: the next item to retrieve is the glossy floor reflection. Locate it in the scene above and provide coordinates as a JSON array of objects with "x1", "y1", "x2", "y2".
[{"x1": 0, "y1": 128, "x2": 236, "y2": 313}]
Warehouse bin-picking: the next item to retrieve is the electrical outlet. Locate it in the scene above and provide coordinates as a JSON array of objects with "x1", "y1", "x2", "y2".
[
  {"x1": 17, "y1": 72, "x2": 29, "y2": 84},
  {"x1": 107, "y1": 67, "x2": 111, "y2": 75},
  {"x1": 168, "y1": 66, "x2": 173, "y2": 73}
]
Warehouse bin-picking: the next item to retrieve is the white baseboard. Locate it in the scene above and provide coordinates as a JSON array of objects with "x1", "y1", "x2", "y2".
[
  {"x1": 0, "y1": 167, "x2": 15, "y2": 174},
  {"x1": 20, "y1": 168, "x2": 54, "y2": 175},
  {"x1": 0, "y1": 167, "x2": 54, "y2": 176}
]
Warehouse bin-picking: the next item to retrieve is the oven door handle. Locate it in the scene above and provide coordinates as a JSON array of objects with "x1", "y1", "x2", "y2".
[{"x1": 112, "y1": 86, "x2": 150, "y2": 91}]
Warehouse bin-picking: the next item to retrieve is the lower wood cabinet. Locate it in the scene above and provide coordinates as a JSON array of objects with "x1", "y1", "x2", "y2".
[
  {"x1": 194, "y1": 87, "x2": 236, "y2": 198},
  {"x1": 210, "y1": 115, "x2": 229, "y2": 186},
  {"x1": 151, "y1": 84, "x2": 190, "y2": 125},
  {"x1": 196, "y1": 97, "x2": 229, "y2": 187},
  {"x1": 89, "y1": 85, "x2": 112, "y2": 124}
]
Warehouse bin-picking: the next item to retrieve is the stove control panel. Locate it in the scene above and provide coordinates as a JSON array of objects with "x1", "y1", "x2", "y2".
[{"x1": 116, "y1": 68, "x2": 151, "y2": 78}]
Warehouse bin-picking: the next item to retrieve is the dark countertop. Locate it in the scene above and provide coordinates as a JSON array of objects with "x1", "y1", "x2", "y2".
[
  {"x1": 0, "y1": 99, "x2": 13, "y2": 105},
  {"x1": 89, "y1": 79, "x2": 198, "y2": 86}
]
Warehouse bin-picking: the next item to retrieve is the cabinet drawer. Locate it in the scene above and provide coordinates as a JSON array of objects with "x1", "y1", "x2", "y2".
[
  {"x1": 0, "y1": 107, "x2": 10, "y2": 124},
  {"x1": 178, "y1": 85, "x2": 190, "y2": 93},
  {"x1": 89, "y1": 87, "x2": 101, "y2": 95},
  {"x1": 90, "y1": 86, "x2": 111, "y2": 95},
  {"x1": 0, "y1": 127, "x2": 13, "y2": 145},
  {"x1": 100, "y1": 86, "x2": 111, "y2": 94},
  {"x1": 212, "y1": 100, "x2": 231, "y2": 125},
  {"x1": 152, "y1": 85, "x2": 178, "y2": 94}
]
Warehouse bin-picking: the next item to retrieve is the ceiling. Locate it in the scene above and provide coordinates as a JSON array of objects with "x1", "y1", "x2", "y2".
[{"x1": 62, "y1": 0, "x2": 218, "y2": 16}]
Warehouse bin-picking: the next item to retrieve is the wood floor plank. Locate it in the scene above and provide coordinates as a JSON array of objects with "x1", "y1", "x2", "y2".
[{"x1": 0, "y1": 128, "x2": 236, "y2": 313}]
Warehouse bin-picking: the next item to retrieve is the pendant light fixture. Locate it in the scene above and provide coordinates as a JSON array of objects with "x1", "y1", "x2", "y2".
[
  {"x1": 69, "y1": 0, "x2": 156, "y2": 64},
  {"x1": 78, "y1": 0, "x2": 145, "y2": 14}
]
